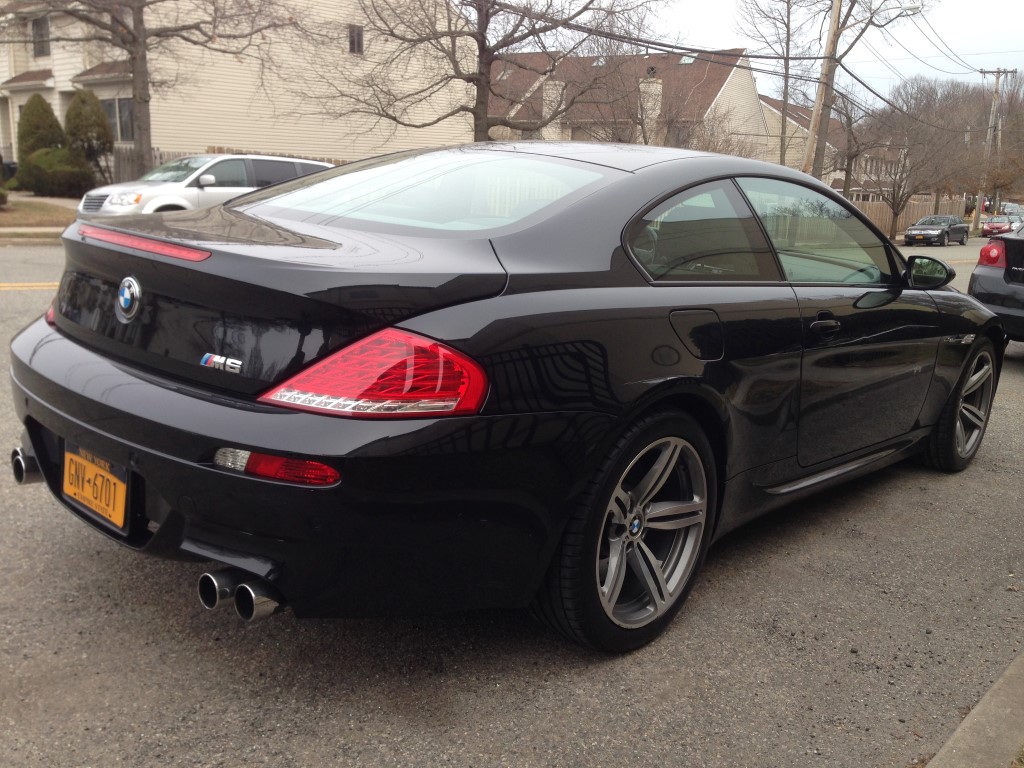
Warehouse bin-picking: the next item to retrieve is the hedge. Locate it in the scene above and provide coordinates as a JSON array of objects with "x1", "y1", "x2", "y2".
[{"x1": 18, "y1": 147, "x2": 94, "y2": 198}]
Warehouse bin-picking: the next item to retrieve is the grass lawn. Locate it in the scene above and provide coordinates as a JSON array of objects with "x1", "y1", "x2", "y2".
[{"x1": 0, "y1": 198, "x2": 77, "y2": 227}]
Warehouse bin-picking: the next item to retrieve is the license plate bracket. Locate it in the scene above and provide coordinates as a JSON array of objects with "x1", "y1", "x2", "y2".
[{"x1": 62, "y1": 443, "x2": 129, "y2": 530}]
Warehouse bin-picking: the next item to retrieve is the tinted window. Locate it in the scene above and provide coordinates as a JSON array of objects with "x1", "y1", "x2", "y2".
[
  {"x1": 626, "y1": 180, "x2": 780, "y2": 281},
  {"x1": 297, "y1": 162, "x2": 326, "y2": 177},
  {"x1": 252, "y1": 159, "x2": 298, "y2": 187},
  {"x1": 737, "y1": 177, "x2": 893, "y2": 284},
  {"x1": 205, "y1": 159, "x2": 248, "y2": 187},
  {"x1": 236, "y1": 150, "x2": 612, "y2": 233}
]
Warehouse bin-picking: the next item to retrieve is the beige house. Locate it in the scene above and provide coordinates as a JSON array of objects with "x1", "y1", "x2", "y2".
[
  {"x1": 489, "y1": 49, "x2": 772, "y2": 161},
  {"x1": 0, "y1": 0, "x2": 472, "y2": 173}
]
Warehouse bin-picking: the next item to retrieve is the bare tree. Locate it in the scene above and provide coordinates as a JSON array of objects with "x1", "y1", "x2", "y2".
[
  {"x1": 0, "y1": 0, "x2": 299, "y2": 173},
  {"x1": 736, "y1": 0, "x2": 816, "y2": 166},
  {"x1": 273, "y1": 0, "x2": 664, "y2": 142},
  {"x1": 804, "y1": 0, "x2": 924, "y2": 178},
  {"x1": 861, "y1": 76, "x2": 966, "y2": 236}
]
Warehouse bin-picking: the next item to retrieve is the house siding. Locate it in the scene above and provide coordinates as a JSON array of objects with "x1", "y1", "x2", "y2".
[
  {"x1": 1, "y1": 0, "x2": 472, "y2": 167},
  {"x1": 710, "y1": 60, "x2": 770, "y2": 161}
]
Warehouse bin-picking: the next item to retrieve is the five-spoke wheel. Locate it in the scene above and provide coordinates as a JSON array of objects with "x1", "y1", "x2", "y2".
[
  {"x1": 926, "y1": 339, "x2": 996, "y2": 471},
  {"x1": 534, "y1": 412, "x2": 715, "y2": 652}
]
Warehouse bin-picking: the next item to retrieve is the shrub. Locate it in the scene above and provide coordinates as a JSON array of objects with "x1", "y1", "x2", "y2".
[
  {"x1": 18, "y1": 147, "x2": 94, "y2": 198},
  {"x1": 65, "y1": 90, "x2": 113, "y2": 182},
  {"x1": 17, "y1": 94, "x2": 64, "y2": 166},
  {"x1": 0, "y1": 188, "x2": 7, "y2": 207}
]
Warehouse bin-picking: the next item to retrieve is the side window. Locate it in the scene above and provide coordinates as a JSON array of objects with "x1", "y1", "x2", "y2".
[
  {"x1": 626, "y1": 179, "x2": 781, "y2": 282},
  {"x1": 297, "y1": 162, "x2": 326, "y2": 177},
  {"x1": 252, "y1": 159, "x2": 298, "y2": 187},
  {"x1": 736, "y1": 177, "x2": 893, "y2": 284},
  {"x1": 204, "y1": 159, "x2": 248, "y2": 187}
]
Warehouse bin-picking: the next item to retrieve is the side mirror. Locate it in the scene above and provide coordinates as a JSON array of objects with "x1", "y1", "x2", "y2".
[
  {"x1": 906, "y1": 255, "x2": 955, "y2": 289},
  {"x1": 198, "y1": 174, "x2": 216, "y2": 188}
]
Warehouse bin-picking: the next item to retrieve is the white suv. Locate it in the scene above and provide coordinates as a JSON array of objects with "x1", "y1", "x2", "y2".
[{"x1": 78, "y1": 154, "x2": 332, "y2": 216}]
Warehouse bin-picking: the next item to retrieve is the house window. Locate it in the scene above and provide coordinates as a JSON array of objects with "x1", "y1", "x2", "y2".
[
  {"x1": 32, "y1": 17, "x2": 50, "y2": 58},
  {"x1": 348, "y1": 24, "x2": 363, "y2": 54},
  {"x1": 101, "y1": 97, "x2": 135, "y2": 142}
]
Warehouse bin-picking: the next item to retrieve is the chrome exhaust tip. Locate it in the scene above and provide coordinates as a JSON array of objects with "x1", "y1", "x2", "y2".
[
  {"x1": 11, "y1": 447, "x2": 42, "y2": 485},
  {"x1": 197, "y1": 568, "x2": 246, "y2": 610},
  {"x1": 234, "y1": 580, "x2": 283, "y2": 622}
]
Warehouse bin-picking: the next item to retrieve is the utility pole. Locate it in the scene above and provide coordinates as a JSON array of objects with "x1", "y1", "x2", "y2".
[
  {"x1": 973, "y1": 68, "x2": 1017, "y2": 231},
  {"x1": 801, "y1": 0, "x2": 843, "y2": 176}
]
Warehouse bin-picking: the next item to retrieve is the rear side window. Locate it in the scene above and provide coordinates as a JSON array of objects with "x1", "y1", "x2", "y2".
[
  {"x1": 204, "y1": 159, "x2": 248, "y2": 187},
  {"x1": 297, "y1": 162, "x2": 326, "y2": 177},
  {"x1": 252, "y1": 159, "x2": 299, "y2": 187},
  {"x1": 736, "y1": 177, "x2": 893, "y2": 284},
  {"x1": 626, "y1": 180, "x2": 780, "y2": 281}
]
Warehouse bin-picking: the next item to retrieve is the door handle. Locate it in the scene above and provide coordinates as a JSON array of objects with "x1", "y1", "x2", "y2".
[{"x1": 810, "y1": 311, "x2": 841, "y2": 337}]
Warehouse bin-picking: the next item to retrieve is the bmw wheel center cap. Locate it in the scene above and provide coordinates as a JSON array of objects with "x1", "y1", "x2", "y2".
[{"x1": 116, "y1": 276, "x2": 142, "y2": 322}]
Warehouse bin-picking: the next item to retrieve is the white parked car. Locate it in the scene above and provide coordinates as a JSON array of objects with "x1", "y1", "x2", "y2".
[{"x1": 78, "y1": 154, "x2": 332, "y2": 216}]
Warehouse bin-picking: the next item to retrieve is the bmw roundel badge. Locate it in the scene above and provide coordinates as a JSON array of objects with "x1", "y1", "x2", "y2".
[{"x1": 116, "y1": 276, "x2": 142, "y2": 322}]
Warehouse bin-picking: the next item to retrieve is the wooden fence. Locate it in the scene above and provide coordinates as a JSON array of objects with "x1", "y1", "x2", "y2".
[{"x1": 851, "y1": 199, "x2": 968, "y2": 235}]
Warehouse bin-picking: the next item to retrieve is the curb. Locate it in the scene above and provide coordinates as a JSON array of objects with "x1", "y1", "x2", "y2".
[{"x1": 927, "y1": 651, "x2": 1024, "y2": 768}]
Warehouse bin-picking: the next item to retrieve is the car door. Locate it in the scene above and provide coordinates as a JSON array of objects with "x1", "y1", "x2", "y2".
[
  {"x1": 624, "y1": 179, "x2": 804, "y2": 477},
  {"x1": 194, "y1": 158, "x2": 252, "y2": 207},
  {"x1": 735, "y1": 177, "x2": 942, "y2": 467}
]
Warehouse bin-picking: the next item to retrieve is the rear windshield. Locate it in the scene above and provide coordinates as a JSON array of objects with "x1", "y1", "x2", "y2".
[
  {"x1": 140, "y1": 156, "x2": 213, "y2": 182},
  {"x1": 231, "y1": 148, "x2": 613, "y2": 234}
]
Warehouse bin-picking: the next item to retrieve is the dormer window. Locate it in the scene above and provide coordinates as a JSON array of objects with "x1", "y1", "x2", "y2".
[{"x1": 32, "y1": 17, "x2": 50, "y2": 58}]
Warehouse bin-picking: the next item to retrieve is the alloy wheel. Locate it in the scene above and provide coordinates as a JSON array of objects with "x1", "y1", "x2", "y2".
[
  {"x1": 955, "y1": 349, "x2": 995, "y2": 458},
  {"x1": 595, "y1": 436, "x2": 707, "y2": 629}
]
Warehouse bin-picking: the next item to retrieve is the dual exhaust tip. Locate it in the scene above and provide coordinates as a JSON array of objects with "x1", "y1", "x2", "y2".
[
  {"x1": 12, "y1": 447, "x2": 280, "y2": 623},
  {"x1": 11, "y1": 447, "x2": 43, "y2": 485},
  {"x1": 197, "y1": 569, "x2": 283, "y2": 622}
]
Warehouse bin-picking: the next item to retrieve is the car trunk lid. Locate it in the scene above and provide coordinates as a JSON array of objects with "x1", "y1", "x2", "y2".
[{"x1": 55, "y1": 209, "x2": 507, "y2": 396}]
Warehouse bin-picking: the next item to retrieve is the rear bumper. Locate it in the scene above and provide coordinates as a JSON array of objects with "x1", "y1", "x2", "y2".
[
  {"x1": 968, "y1": 267, "x2": 1024, "y2": 340},
  {"x1": 10, "y1": 319, "x2": 606, "y2": 616}
]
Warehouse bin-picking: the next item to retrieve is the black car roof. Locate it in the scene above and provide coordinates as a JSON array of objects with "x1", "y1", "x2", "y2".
[{"x1": 458, "y1": 141, "x2": 711, "y2": 173}]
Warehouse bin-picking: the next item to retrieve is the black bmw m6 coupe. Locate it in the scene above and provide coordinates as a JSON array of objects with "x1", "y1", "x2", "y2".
[{"x1": 9, "y1": 143, "x2": 1004, "y2": 651}]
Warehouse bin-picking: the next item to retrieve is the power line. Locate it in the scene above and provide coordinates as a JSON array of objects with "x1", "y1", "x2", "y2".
[
  {"x1": 881, "y1": 23, "x2": 975, "y2": 76},
  {"x1": 915, "y1": 15, "x2": 976, "y2": 71}
]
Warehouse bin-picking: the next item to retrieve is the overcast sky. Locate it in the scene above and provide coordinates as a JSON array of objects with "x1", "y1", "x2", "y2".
[{"x1": 664, "y1": 0, "x2": 1023, "y2": 100}]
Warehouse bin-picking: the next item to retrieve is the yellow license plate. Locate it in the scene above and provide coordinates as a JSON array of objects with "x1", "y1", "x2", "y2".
[
  {"x1": 63, "y1": 445, "x2": 128, "y2": 529},
  {"x1": 915, "y1": 235, "x2": 924, "y2": 239}
]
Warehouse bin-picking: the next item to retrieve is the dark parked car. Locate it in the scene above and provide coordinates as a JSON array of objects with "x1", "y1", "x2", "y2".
[
  {"x1": 9, "y1": 143, "x2": 1005, "y2": 652},
  {"x1": 902, "y1": 215, "x2": 969, "y2": 246},
  {"x1": 969, "y1": 231, "x2": 1024, "y2": 341}
]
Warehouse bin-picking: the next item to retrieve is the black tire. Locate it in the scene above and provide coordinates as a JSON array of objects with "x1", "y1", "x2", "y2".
[
  {"x1": 939, "y1": 232, "x2": 948, "y2": 246},
  {"x1": 960, "y1": 230, "x2": 968, "y2": 245},
  {"x1": 532, "y1": 411, "x2": 716, "y2": 652},
  {"x1": 924, "y1": 339, "x2": 997, "y2": 472}
]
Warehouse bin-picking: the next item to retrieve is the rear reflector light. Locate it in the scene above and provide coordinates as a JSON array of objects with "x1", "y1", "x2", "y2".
[
  {"x1": 259, "y1": 328, "x2": 488, "y2": 418},
  {"x1": 79, "y1": 223, "x2": 211, "y2": 262},
  {"x1": 214, "y1": 448, "x2": 340, "y2": 486},
  {"x1": 978, "y1": 240, "x2": 1007, "y2": 268}
]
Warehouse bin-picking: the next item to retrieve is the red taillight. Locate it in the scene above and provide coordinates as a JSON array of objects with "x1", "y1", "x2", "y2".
[
  {"x1": 244, "y1": 453, "x2": 340, "y2": 485},
  {"x1": 978, "y1": 240, "x2": 1007, "y2": 268},
  {"x1": 213, "y1": 448, "x2": 340, "y2": 485},
  {"x1": 78, "y1": 223, "x2": 211, "y2": 262},
  {"x1": 259, "y1": 328, "x2": 488, "y2": 418},
  {"x1": 45, "y1": 299, "x2": 56, "y2": 326}
]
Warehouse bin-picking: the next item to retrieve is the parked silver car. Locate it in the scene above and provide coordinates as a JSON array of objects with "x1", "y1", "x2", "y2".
[{"x1": 78, "y1": 154, "x2": 332, "y2": 216}]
